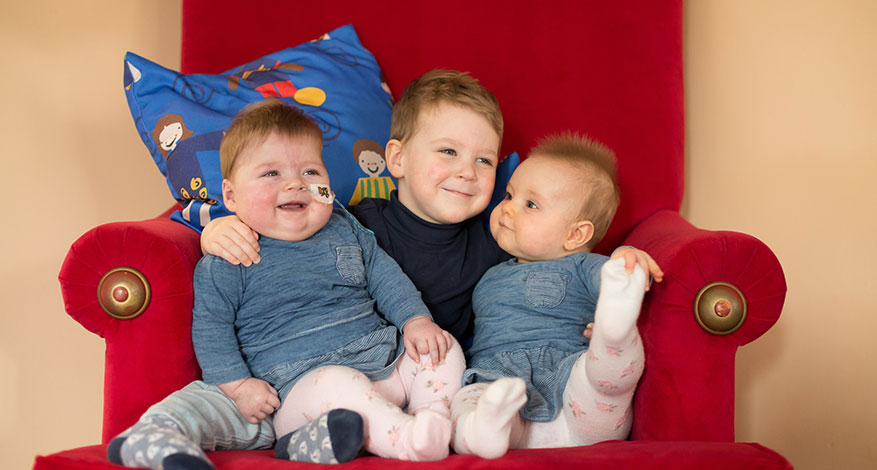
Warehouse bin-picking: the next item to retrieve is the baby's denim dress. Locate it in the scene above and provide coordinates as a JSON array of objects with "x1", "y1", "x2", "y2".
[{"x1": 464, "y1": 252, "x2": 608, "y2": 421}]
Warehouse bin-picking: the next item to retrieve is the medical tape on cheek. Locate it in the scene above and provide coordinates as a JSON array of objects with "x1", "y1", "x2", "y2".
[{"x1": 308, "y1": 183, "x2": 335, "y2": 205}]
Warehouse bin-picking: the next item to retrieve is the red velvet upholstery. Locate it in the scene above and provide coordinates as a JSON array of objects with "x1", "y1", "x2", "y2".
[
  {"x1": 42, "y1": 1, "x2": 792, "y2": 469},
  {"x1": 35, "y1": 442, "x2": 791, "y2": 470}
]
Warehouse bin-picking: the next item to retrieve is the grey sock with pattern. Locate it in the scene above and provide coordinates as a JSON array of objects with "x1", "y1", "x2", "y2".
[
  {"x1": 275, "y1": 409, "x2": 364, "y2": 464},
  {"x1": 107, "y1": 415, "x2": 213, "y2": 470}
]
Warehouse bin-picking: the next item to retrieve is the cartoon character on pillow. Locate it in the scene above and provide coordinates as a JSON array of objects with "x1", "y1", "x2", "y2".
[
  {"x1": 348, "y1": 138, "x2": 395, "y2": 205},
  {"x1": 152, "y1": 114, "x2": 222, "y2": 208}
]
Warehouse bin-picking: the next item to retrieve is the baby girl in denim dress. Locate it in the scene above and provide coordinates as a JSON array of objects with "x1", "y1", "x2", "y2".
[{"x1": 451, "y1": 132, "x2": 663, "y2": 458}]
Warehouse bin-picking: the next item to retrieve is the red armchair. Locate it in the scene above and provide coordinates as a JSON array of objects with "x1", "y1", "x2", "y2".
[{"x1": 39, "y1": 1, "x2": 792, "y2": 469}]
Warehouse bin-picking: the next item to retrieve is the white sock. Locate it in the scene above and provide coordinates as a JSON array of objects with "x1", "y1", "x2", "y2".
[
  {"x1": 458, "y1": 377, "x2": 527, "y2": 459},
  {"x1": 594, "y1": 258, "x2": 647, "y2": 345}
]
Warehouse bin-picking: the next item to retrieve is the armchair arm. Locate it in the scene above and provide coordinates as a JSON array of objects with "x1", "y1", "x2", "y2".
[
  {"x1": 624, "y1": 210, "x2": 786, "y2": 442},
  {"x1": 58, "y1": 208, "x2": 203, "y2": 442}
]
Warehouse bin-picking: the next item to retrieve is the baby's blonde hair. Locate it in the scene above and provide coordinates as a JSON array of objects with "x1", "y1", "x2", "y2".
[
  {"x1": 390, "y1": 69, "x2": 503, "y2": 147},
  {"x1": 220, "y1": 99, "x2": 323, "y2": 178},
  {"x1": 529, "y1": 132, "x2": 620, "y2": 249}
]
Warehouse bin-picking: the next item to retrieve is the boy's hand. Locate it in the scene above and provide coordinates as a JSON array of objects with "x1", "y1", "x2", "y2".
[
  {"x1": 610, "y1": 247, "x2": 664, "y2": 291},
  {"x1": 218, "y1": 377, "x2": 280, "y2": 424},
  {"x1": 201, "y1": 215, "x2": 261, "y2": 266},
  {"x1": 583, "y1": 322, "x2": 594, "y2": 339},
  {"x1": 402, "y1": 316, "x2": 453, "y2": 365}
]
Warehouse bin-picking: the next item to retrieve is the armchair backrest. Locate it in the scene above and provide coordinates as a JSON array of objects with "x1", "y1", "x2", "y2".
[{"x1": 181, "y1": 0, "x2": 684, "y2": 252}]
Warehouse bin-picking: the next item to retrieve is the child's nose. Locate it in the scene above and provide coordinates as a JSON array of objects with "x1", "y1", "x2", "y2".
[
  {"x1": 456, "y1": 160, "x2": 477, "y2": 180},
  {"x1": 284, "y1": 176, "x2": 306, "y2": 191}
]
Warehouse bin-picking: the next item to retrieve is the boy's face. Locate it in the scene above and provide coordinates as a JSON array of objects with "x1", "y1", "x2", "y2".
[
  {"x1": 489, "y1": 155, "x2": 591, "y2": 262},
  {"x1": 387, "y1": 103, "x2": 500, "y2": 224},
  {"x1": 222, "y1": 132, "x2": 332, "y2": 242}
]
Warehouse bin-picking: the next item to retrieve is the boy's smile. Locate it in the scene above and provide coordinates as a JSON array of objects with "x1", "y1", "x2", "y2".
[
  {"x1": 222, "y1": 132, "x2": 333, "y2": 242},
  {"x1": 388, "y1": 103, "x2": 500, "y2": 225}
]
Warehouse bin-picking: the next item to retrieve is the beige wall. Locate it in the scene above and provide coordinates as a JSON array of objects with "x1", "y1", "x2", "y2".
[
  {"x1": 0, "y1": 1, "x2": 181, "y2": 469},
  {"x1": 2, "y1": 1, "x2": 874, "y2": 469},
  {"x1": 684, "y1": 1, "x2": 877, "y2": 469}
]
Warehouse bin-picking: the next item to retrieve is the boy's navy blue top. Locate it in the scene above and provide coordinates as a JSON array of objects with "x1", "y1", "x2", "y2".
[{"x1": 348, "y1": 191, "x2": 511, "y2": 342}]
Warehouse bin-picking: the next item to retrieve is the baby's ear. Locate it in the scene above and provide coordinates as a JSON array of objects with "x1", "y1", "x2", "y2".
[
  {"x1": 564, "y1": 220, "x2": 594, "y2": 251},
  {"x1": 222, "y1": 179, "x2": 237, "y2": 212},
  {"x1": 385, "y1": 139, "x2": 405, "y2": 178}
]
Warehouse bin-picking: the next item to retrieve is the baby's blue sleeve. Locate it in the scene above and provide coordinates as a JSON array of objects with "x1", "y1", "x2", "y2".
[
  {"x1": 191, "y1": 256, "x2": 252, "y2": 385},
  {"x1": 578, "y1": 253, "x2": 610, "y2": 301}
]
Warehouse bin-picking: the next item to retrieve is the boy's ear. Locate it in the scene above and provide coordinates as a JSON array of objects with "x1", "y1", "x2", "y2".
[
  {"x1": 564, "y1": 220, "x2": 595, "y2": 251},
  {"x1": 385, "y1": 139, "x2": 405, "y2": 179},
  {"x1": 222, "y1": 179, "x2": 237, "y2": 212}
]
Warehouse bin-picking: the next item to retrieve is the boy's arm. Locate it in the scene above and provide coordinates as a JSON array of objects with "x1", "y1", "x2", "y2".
[
  {"x1": 192, "y1": 257, "x2": 279, "y2": 422},
  {"x1": 201, "y1": 215, "x2": 262, "y2": 266}
]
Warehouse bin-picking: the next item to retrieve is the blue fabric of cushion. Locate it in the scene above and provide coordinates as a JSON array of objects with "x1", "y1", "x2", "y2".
[{"x1": 123, "y1": 25, "x2": 395, "y2": 232}]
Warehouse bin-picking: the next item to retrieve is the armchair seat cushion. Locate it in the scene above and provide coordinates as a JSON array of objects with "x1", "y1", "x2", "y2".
[{"x1": 35, "y1": 441, "x2": 792, "y2": 470}]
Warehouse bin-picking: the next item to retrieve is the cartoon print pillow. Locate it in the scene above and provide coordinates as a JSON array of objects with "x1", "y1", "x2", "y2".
[{"x1": 124, "y1": 24, "x2": 397, "y2": 232}]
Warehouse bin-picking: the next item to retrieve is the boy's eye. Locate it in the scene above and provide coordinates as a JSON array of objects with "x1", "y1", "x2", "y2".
[
  {"x1": 526, "y1": 200, "x2": 539, "y2": 209},
  {"x1": 476, "y1": 157, "x2": 494, "y2": 167},
  {"x1": 262, "y1": 170, "x2": 279, "y2": 177},
  {"x1": 503, "y1": 191, "x2": 512, "y2": 201},
  {"x1": 439, "y1": 148, "x2": 457, "y2": 156},
  {"x1": 303, "y1": 169, "x2": 321, "y2": 176}
]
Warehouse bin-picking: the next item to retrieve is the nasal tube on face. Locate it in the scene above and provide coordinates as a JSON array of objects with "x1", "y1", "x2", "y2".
[{"x1": 304, "y1": 183, "x2": 335, "y2": 205}]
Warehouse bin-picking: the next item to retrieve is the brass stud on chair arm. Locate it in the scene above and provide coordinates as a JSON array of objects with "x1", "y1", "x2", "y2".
[
  {"x1": 694, "y1": 281, "x2": 746, "y2": 335},
  {"x1": 97, "y1": 267, "x2": 151, "y2": 320}
]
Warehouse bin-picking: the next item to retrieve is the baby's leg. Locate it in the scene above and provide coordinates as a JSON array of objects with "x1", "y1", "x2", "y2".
[
  {"x1": 108, "y1": 380, "x2": 274, "y2": 470},
  {"x1": 562, "y1": 258, "x2": 646, "y2": 445},
  {"x1": 451, "y1": 378, "x2": 528, "y2": 459},
  {"x1": 273, "y1": 365, "x2": 449, "y2": 461},
  {"x1": 274, "y1": 408, "x2": 364, "y2": 464},
  {"x1": 391, "y1": 337, "x2": 466, "y2": 417}
]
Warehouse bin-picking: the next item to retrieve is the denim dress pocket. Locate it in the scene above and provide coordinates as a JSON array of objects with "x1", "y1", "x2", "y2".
[
  {"x1": 525, "y1": 272, "x2": 567, "y2": 308},
  {"x1": 336, "y1": 245, "x2": 366, "y2": 284}
]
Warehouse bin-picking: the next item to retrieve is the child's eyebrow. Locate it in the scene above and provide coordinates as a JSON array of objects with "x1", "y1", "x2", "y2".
[
  {"x1": 525, "y1": 188, "x2": 546, "y2": 203},
  {"x1": 511, "y1": 183, "x2": 545, "y2": 204},
  {"x1": 430, "y1": 137, "x2": 498, "y2": 157},
  {"x1": 429, "y1": 137, "x2": 461, "y2": 147}
]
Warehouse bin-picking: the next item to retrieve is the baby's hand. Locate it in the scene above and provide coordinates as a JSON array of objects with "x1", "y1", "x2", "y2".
[
  {"x1": 402, "y1": 316, "x2": 453, "y2": 365},
  {"x1": 201, "y1": 215, "x2": 261, "y2": 266},
  {"x1": 218, "y1": 377, "x2": 280, "y2": 424},
  {"x1": 611, "y1": 247, "x2": 664, "y2": 291},
  {"x1": 583, "y1": 322, "x2": 594, "y2": 339}
]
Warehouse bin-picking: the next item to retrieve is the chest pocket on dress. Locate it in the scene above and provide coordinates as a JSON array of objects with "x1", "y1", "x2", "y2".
[
  {"x1": 525, "y1": 272, "x2": 567, "y2": 308},
  {"x1": 336, "y1": 245, "x2": 366, "y2": 284}
]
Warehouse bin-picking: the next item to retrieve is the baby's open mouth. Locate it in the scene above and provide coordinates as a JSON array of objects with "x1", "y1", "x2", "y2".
[{"x1": 278, "y1": 202, "x2": 307, "y2": 210}]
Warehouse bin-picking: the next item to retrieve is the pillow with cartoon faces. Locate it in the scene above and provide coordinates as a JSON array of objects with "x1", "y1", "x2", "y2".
[{"x1": 124, "y1": 24, "x2": 396, "y2": 232}]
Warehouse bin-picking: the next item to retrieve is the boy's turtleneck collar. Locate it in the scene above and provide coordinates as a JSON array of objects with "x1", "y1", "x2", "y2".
[{"x1": 383, "y1": 191, "x2": 467, "y2": 245}]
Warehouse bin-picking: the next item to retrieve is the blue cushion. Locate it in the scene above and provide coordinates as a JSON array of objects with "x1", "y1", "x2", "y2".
[{"x1": 124, "y1": 24, "x2": 395, "y2": 232}]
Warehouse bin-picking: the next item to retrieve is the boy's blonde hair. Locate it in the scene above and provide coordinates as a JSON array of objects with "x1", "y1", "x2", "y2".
[
  {"x1": 529, "y1": 132, "x2": 620, "y2": 249},
  {"x1": 390, "y1": 69, "x2": 503, "y2": 146},
  {"x1": 220, "y1": 99, "x2": 323, "y2": 178}
]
